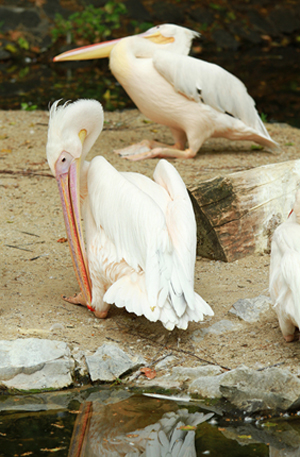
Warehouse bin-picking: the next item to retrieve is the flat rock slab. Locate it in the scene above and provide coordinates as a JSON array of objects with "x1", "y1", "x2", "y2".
[
  {"x1": 0, "y1": 338, "x2": 74, "y2": 390},
  {"x1": 136, "y1": 365, "x2": 224, "y2": 395},
  {"x1": 85, "y1": 343, "x2": 145, "y2": 382},
  {"x1": 229, "y1": 295, "x2": 272, "y2": 322},
  {"x1": 192, "y1": 319, "x2": 242, "y2": 341},
  {"x1": 220, "y1": 366, "x2": 300, "y2": 413}
]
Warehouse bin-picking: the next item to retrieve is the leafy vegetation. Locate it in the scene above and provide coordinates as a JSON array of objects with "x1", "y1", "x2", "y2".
[
  {"x1": 17, "y1": 36, "x2": 30, "y2": 50},
  {"x1": 21, "y1": 102, "x2": 38, "y2": 111},
  {"x1": 260, "y1": 112, "x2": 267, "y2": 122},
  {"x1": 129, "y1": 20, "x2": 154, "y2": 33},
  {"x1": 51, "y1": 1, "x2": 127, "y2": 45}
]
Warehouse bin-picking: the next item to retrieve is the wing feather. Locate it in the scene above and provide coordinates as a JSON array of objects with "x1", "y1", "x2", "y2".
[
  {"x1": 153, "y1": 50, "x2": 271, "y2": 138},
  {"x1": 88, "y1": 156, "x2": 213, "y2": 329},
  {"x1": 153, "y1": 159, "x2": 196, "y2": 284},
  {"x1": 88, "y1": 156, "x2": 173, "y2": 310}
]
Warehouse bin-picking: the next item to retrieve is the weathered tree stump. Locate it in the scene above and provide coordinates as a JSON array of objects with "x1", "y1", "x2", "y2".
[{"x1": 189, "y1": 160, "x2": 300, "y2": 262}]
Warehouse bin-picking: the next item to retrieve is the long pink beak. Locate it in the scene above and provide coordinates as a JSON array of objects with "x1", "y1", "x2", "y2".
[
  {"x1": 55, "y1": 157, "x2": 93, "y2": 310},
  {"x1": 53, "y1": 37, "x2": 123, "y2": 62},
  {"x1": 53, "y1": 28, "x2": 161, "y2": 62}
]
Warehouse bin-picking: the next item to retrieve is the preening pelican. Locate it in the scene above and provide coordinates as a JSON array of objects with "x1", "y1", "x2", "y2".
[
  {"x1": 46, "y1": 99, "x2": 213, "y2": 330},
  {"x1": 54, "y1": 24, "x2": 280, "y2": 161},
  {"x1": 269, "y1": 190, "x2": 300, "y2": 341}
]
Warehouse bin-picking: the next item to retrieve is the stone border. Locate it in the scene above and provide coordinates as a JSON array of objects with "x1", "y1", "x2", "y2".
[{"x1": 1, "y1": 336, "x2": 300, "y2": 415}]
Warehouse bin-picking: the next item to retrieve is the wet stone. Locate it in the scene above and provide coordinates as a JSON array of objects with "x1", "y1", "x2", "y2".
[
  {"x1": 248, "y1": 10, "x2": 278, "y2": 35},
  {"x1": 0, "y1": 49, "x2": 11, "y2": 60},
  {"x1": 269, "y1": 8, "x2": 300, "y2": 34},
  {"x1": 211, "y1": 29, "x2": 240, "y2": 50},
  {"x1": 0, "y1": 7, "x2": 24, "y2": 31},
  {"x1": 188, "y1": 7, "x2": 215, "y2": 26},
  {"x1": 230, "y1": 23, "x2": 262, "y2": 44},
  {"x1": 151, "y1": 2, "x2": 183, "y2": 23},
  {"x1": 125, "y1": 0, "x2": 151, "y2": 22},
  {"x1": 220, "y1": 366, "x2": 300, "y2": 413}
]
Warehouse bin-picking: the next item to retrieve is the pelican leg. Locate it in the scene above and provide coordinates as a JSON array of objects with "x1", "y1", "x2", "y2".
[
  {"x1": 278, "y1": 316, "x2": 296, "y2": 342},
  {"x1": 62, "y1": 292, "x2": 109, "y2": 318},
  {"x1": 114, "y1": 135, "x2": 193, "y2": 161},
  {"x1": 284, "y1": 334, "x2": 295, "y2": 342},
  {"x1": 122, "y1": 146, "x2": 197, "y2": 161},
  {"x1": 62, "y1": 292, "x2": 87, "y2": 306},
  {"x1": 114, "y1": 139, "x2": 175, "y2": 158}
]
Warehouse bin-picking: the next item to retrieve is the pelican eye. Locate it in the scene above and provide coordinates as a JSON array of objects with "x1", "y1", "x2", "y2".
[{"x1": 62, "y1": 157, "x2": 66, "y2": 162}]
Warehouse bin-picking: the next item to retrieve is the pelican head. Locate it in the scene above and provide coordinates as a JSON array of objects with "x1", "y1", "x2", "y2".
[
  {"x1": 53, "y1": 23, "x2": 200, "y2": 62},
  {"x1": 46, "y1": 99, "x2": 103, "y2": 310}
]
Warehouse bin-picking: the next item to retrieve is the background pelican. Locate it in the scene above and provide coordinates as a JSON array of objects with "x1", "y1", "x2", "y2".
[
  {"x1": 46, "y1": 98, "x2": 213, "y2": 330},
  {"x1": 269, "y1": 190, "x2": 300, "y2": 341},
  {"x1": 54, "y1": 24, "x2": 280, "y2": 161}
]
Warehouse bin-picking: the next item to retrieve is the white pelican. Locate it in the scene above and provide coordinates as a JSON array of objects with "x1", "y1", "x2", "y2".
[
  {"x1": 269, "y1": 190, "x2": 300, "y2": 341},
  {"x1": 46, "y1": 99, "x2": 213, "y2": 330},
  {"x1": 53, "y1": 24, "x2": 280, "y2": 161}
]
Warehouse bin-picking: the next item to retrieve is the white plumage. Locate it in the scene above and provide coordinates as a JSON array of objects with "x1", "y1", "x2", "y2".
[
  {"x1": 269, "y1": 190, "x2": 300, "y2": 341},
  {"x1": 54, "y1": 23, "x2": 280, "y2": 160},
  {"x1": 84, "y1": 396, "x2": 214, "y2": 457},
  {"x1": 46, "y1": 99, "x2": 213, "y2": 330}
]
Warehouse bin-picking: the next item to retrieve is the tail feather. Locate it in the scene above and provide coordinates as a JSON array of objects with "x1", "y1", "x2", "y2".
[
  {"x1": 103, "y1": 268, "x2": 213, "y2": 330},
  {"x1": 104, "y1": 275, "x2": 160, "y2": 322},
  {"x1": 255, "y1": 134, "x2": 281, "y2": 154}
]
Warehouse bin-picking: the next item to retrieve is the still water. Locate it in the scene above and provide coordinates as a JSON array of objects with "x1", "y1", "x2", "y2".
[
  {"x1": 0, "y1": 387, "x2": 299, "y2": 456},
  {"x1": 0, "y1": 45, "x2": 299, "y2": 127}
]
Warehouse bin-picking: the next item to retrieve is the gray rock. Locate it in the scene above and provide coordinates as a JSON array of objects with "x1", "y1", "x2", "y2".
[
  {"x1": 229, "y1": 295, "x2": 271, "y2": 323},
  {"x1": 140, "y1": 365, "x2": 223, "y2": 392},
  {"x1": 248, "y1": 10, "x2": 278, "y2": 35},
  {"x1": 188, "y1": 366, "x2": 225, "y2": 398},
  {"x1": 0, "y1": 339, "x2": 74, "y2": 390},
  {"x1": 211, "y1": 29, "x2": 239, "y2": 50},
  {"x1": 125, "y1": 0, "x2": 151, "y2": 22},
  {"x1": 189, "y1": 375, "x2": 224, "y2": 399},
  {"x1": 188, "y1": 7, "x2": 215, "y2": 26},
  {"x1": 85, "y1": 344, "x2": 144, "y2": 382},
  {"x1": 269, "y1": 8, "x2": 300, "y2": 34},
  {"x1": 0, "y1": 49, "x2": 11, "y2": 60},
  {"x1": 220, "y1": 366, "x2": 300, "y2": 413},
  {"x1": 155, "y1": 355, "x2": 178, "y2": 370},
  {"x1": 152, "y1": 2, "x2": 183, "y2": 23},
  {"x1": 171, "y1": 365, "x2": 222, "y2": 382},
  {"x1": 72, "y1": 349, "x2": 88, "y2": 378},
  {"x1": 192, "y1": 319, "x2": 241, "y2": 342}
]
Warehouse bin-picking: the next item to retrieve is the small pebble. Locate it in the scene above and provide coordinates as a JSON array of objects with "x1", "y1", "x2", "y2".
[{"x1": 50, "y1": 322, "x2": 64, "y2": 332}]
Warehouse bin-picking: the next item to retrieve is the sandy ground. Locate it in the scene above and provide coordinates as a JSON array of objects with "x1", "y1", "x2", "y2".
[{"x1": 1, "y1": 108, "x2": 300, "y2": 380}]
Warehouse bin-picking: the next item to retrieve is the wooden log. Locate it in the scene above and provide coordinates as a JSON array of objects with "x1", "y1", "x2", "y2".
[{"x1": 189, "y1": 160, "x2": 300, "y2": 262}]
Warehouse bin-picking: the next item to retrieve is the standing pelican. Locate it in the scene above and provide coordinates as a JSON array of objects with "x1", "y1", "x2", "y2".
[
  {"x1": 46, "y1": 99, "x2": 213, "y2": 330},
  {"x1": 54, "y1": 24, "x2": 280, "y2": 160},
  {"x1": 269, "y1": 190, "x2": 300, "y2": 341}
]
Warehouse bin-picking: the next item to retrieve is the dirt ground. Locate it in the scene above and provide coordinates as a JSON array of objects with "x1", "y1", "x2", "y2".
[{"x1": 1, "y1": 108, "x2": 300, "y2": 380}]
